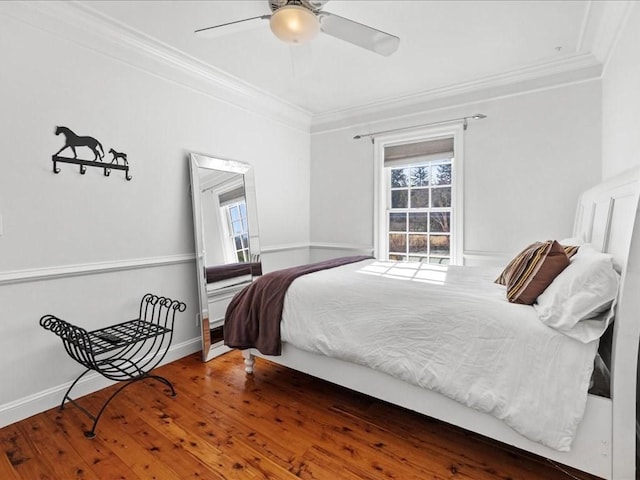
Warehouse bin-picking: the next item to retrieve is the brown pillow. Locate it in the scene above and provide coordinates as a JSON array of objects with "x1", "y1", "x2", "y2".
[
  {"x1": 497, "y1": 240, "x2": 571, "y2": 305},
  {"x1": 496, "y1": 242, "x2": 578, "y2": 286},
  {"x1": 563, "y1": 244, "x2": 580, "y2": 259}
]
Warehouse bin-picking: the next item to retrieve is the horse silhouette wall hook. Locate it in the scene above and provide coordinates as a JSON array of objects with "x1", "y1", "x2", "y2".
[
  {"x1": 108, "y1": 148, "x2": 128, "y2": 166},
  {"x1": 52, "y1": 126, "x2": 131, "y2": 181},
  {"x1": 54, "y1": 126, "x2": 104, "y2": 161}
]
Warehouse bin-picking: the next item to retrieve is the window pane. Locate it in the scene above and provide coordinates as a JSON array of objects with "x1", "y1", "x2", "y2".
[
  {"x1": 408, "y1": 234, "x2": 428, "y2": 254},
  {"x1": 430, "y1": 235, "x2": 450, "y2": 255},
  {"x1": 232, "y1": 220, "x2": 243, "y2": 235},
  {"x1": 237, "y1": 250, "x2": 247, "y2": 262},
  {"x1": 431, "y1": 187, "x2": 451, "y2": 207},
  {"x1": 408, "y1": 212, "x2": 428, "y2": 232},
  {"x1": 410, "y1": 189, "x2": 429, "y2": 208},
  {"x1": 410, "y1": 166, "x2": 429, "y2": 187},
  {"x1": 230, "y1": 205, "x2": 240, "y2": 222},
  {"x1": 392, "y1": 190, "x2": 408, "y2": 208},
  {"x1": 389, "y1": 213, "x2": 406, "y2": 232},
  {"x1": 383, "y1": 147, "x2": 456, "y2": 264},
  {"x1": 391, "y1": 168, "x2": 408, "y2": 187},
  {"x1": 429, "y1": 257, "x2": 450, "y2": 265},
  {"x1": 234, "y1": 235, "x2": 243, "y2": 250},
  {"x1": 430, "y1": 212, "x2": 450, "y2": 232},
  {"x1": 389, "y1": 233, "x2": 406, "y2": 252},
  {"x1": 432, "y1": 163, "x2": 452, "y2": 185}
]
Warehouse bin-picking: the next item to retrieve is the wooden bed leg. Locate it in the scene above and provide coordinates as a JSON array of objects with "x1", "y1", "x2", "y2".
[{"x1": 242, "y1": 350, "x2": 255, "y2": 375}]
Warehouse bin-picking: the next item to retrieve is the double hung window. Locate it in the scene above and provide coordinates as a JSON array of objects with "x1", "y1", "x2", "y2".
[
  {"x1": 375, "y1": 125, "x2": 464, "y2": 264},
  {"x1": 218, "y1": 186, "x2": 249, "y2": 263}
]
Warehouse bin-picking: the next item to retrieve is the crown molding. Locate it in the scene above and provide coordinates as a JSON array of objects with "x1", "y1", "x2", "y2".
[
  {"x1": 1, "y1": 1, "x2": 312, "y2": 133},
  {"x1": 4, "y1": 0, "x2": 628, "y2": 136},
  {"x1": 310, "y1": 0, "x2": 636, "y2": 134},
  {"x1": 310, "y1": 52, "x2": 602, "y2": 134},
  {"x1": 587, "y1": 0, "x2": 636, "y2": 74}
]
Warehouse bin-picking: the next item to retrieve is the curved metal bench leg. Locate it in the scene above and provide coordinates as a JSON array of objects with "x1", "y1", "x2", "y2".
[
  {"x1": 60, "y1": 368, "x2": 92, "y2": 410},
  {"x1": 146, "y1": 374, "x2": 176, "y2": 397},
  {"x1": 84, "y1": 375, "x2": 176, "y2": 439}
]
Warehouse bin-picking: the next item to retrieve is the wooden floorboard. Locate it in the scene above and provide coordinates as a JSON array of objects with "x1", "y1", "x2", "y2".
[{"x1": 0, "y1": 351, "x2": 602, "y2": 480}]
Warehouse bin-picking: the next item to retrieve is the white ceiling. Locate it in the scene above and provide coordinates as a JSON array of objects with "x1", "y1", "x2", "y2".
[{"x1": 84, "y1": 0, "x2": 604, "y2": 118}]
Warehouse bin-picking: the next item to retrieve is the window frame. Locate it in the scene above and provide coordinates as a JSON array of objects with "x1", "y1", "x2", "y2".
[
  {"x1": 220, "y1": 198, "x2": 250, "y2": 263},
  {"x1": 373, "y1": 123, "x2": 465, "y2": 265}
]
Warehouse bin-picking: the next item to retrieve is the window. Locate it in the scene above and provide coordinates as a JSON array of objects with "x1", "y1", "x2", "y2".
[
  {"x1": 374, "y1": 125, "x2": 464, "y2": 264},
  {"x1": 217, "y1": 184, "x2": 249, "y2": 263},
  {"x1": 387, "y1": 160, "x2": 453, "y2": 263},
  {"x1": 222, "y1": 200, "x2": 249, "y2": 262}
]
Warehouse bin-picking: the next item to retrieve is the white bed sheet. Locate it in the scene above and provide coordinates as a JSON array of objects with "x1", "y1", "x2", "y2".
[{"x1": 280, "y1": 259, "x2": 598, "y2": 451}]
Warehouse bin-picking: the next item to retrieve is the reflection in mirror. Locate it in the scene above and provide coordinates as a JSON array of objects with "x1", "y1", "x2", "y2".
[{"x1": 189, "y1": 153, "x2": 261, "y2": 361}]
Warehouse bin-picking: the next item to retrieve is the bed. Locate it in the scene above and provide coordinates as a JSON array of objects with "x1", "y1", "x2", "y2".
[{"x1": 226, "y1": 167, "x2": 640, "y2": 480}]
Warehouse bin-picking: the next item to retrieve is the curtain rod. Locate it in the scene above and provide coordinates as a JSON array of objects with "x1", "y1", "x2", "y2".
[{"x1": 353, "y1": 114, "x2": 487, "y2": 142}]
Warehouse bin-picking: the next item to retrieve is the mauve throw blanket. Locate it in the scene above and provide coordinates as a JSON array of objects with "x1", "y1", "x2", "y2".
[{"x1": 224, "y1": 255, "x2": 372, "y2": 355}]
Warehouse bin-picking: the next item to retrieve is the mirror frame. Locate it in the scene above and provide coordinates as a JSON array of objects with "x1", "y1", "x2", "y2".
[{"x1": 189, "y1": 152, "x2": 261, "y2": 361}]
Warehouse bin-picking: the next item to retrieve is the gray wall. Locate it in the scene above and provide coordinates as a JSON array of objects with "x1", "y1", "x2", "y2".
[
  {"x1": 0, "y1": 4, "x2": 311, "y2": 426},
  {"x1": 600, "y1": 2, "x2": 640, "y2": 441},
  {"x1": 310, "y1": 81, "x2": 602, "y2": 265}
]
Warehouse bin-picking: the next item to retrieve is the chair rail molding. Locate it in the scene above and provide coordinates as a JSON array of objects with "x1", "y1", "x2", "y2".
[
  {"x1": 0, "y1": 254, "x2": 195, "y2": 286},
  {"x1": 310, "y1": 242, "x2": 374, "y2": 253}
]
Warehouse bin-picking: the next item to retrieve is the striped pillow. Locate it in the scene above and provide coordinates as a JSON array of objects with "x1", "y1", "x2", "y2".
[
  {"x1": 496, "y1": 242, "x2": 579, "y2": 286},
  {"x1": 563, "y1": 244, "x2": 580, "y2": 259},
  {"x1": 497, "y1": 240, "x2": 571, "y2": 305}
]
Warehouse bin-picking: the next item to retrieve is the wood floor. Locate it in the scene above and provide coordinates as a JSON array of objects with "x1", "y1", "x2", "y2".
[{"x1": 0, "y1": 350, "x2": 602, "y2": 480}]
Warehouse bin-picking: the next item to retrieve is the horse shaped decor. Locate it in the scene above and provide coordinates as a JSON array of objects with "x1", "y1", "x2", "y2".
[
  {"x1": 51, "y1": 126, "x2": 131, "y2": 181},
  {"x1": 108, "y1": 148, "x2": 128, "y2": 166},
  {"x1": 54, "y1": 126, "x2": 104, "y2": 161}
]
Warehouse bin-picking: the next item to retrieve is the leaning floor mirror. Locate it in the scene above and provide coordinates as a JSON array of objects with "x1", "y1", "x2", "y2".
[{"x1": 189, "y1": 152, "x2": 262, "y2": 361}]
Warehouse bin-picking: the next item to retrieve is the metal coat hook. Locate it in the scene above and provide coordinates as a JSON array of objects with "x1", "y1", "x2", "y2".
[{"x1": 51, "y1": 126, "x2": 132, "y2": 181}]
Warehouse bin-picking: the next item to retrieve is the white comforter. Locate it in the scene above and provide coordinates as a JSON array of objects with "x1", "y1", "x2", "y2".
[{"x1": 280, "y1": 259, "x2": 598, "y2": 451}]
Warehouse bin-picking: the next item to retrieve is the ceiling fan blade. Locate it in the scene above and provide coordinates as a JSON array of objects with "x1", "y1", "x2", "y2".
[
  {"x1": 318, "y1": 11, "x2": 399, "y2": 56},
  {"x1": 195, "y1": 15, "x2": 270, "y2": 39}
]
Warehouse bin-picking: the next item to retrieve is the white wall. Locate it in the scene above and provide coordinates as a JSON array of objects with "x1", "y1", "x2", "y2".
[
  {"x1": 310, "y1": 81, "x2": 602, "y2": 264},
  {"x1": 602, "y1": 3, "x2": 640, "y2": 178},
  {"x1": 598, "y1": 0, "x2": 640, "y2": 441},
  {"x1": 0, "y1": 5, "x2": 310, "y2": 426}
]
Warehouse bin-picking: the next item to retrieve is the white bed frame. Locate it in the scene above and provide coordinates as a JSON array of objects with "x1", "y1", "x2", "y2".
[{"x1": 241, "y1": 167, "x2": 640, "y2": 480}]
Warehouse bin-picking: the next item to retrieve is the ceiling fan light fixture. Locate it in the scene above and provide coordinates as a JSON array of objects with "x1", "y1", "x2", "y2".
[{"x1": 270, "y1": 5, "x2": 320, "y2": 44}]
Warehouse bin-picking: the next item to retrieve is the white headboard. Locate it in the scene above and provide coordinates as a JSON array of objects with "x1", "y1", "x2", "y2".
[
  {"x1": 575, "y1": 166, "x2": 640, "y2": 478},
  {"x1": 573, "y1": 167, "x2": 640, "y2": 273}
]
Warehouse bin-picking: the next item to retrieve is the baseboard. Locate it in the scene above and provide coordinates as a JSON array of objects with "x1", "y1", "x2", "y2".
[{"x1": 0, "y1": 337, "x2": 201, "y2": 429}]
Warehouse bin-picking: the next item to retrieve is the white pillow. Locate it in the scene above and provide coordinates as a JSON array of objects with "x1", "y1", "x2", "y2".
[
  {"x1": 559, "y1": 236, "x2": 585, "y2": 246},
  {"x1": 534, "y1": 244, "x2": 619, "y2": 343}
]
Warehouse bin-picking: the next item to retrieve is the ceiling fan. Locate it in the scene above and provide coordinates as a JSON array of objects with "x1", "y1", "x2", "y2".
[{"x1": 195, "y1": 0, "x2": 400, "y2": 56}]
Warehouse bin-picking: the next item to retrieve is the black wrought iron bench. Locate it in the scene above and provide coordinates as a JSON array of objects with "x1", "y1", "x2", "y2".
[{"x1": 40, "y1": 293, "x2": 186, "y2": 438}]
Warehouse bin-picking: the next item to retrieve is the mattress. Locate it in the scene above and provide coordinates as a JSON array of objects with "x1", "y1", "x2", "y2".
[{"x1": 280, "y1": 259, "x2": 598, "y2": 451}]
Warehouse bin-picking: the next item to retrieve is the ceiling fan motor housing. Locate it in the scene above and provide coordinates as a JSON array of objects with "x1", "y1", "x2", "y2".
[{"x1": 269, "y1": 0, "x2": 328, "y2": 14}]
